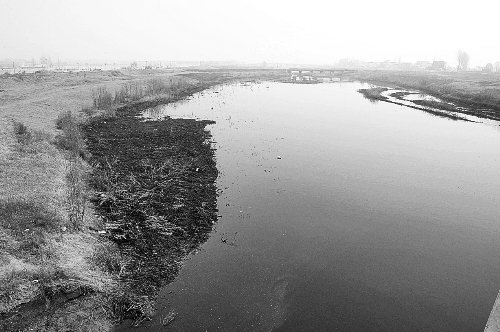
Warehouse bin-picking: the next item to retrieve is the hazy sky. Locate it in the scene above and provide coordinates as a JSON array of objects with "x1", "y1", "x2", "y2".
[{"x1": 1, "y1": 0, "x2": 499, "y2": 66}]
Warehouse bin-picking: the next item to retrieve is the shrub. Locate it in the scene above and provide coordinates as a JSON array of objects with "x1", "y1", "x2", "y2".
[
  {"x1": 114, "y1": 82, "x2": 144, "y2": 104},
  {"x1": 145, "y1": 78, "x2": 169, "y2": 96},
  {"x1": 13, "y1": 121, "x2": 29, "y2": 137},
  {"x1": 56, "y1": 111, "x2": 74, "y2": 130},
  {"x1": 92, "y1": 87, "x2": 114, "y2": 110},
  {"x1": 13, "y1": 121, "x2": 33, "y2": 146},
  {"x1": 54, "y1": 111, "x2": 87, "y2": 159},
  {"x1": 12, "y1": 122, "x2": 51, "y2": 149}
]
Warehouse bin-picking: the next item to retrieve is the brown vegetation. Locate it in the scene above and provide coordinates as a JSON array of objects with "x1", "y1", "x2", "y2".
[
  {"x1": 92, "y1": 77, "x2": 187, "y2": 110},
  {"x1": 0, "y1": 118, "x2": 116, "y2": 331}
]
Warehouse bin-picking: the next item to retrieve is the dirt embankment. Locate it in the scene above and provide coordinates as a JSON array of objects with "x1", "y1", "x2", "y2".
[
  {"x1": 354, "y1": 70, "x2": 500, "y2": 121},
  {"x1": 0, "y1": 70, "x2": 163, "y2": 331}
]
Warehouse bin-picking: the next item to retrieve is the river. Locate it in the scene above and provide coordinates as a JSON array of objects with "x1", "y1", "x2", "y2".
[{"x1": 135, "y1": 81, "x2": 500, "y2": 331}]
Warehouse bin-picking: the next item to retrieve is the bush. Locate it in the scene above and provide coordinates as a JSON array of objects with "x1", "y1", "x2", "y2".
[
  {"x1": 56, "y1": 111, "x2": 74, "y2": 130},
  {"x1": 54, "y1": 111, "x2": 87, "y2": 159},
  {"x1": 145, "y1": 78, "x2": 169, "y2": 96},
  {"x1": 13, "y1": 121, "x2": 29, "y2": 137},
  {"x1": 12, "y1": 122, "x2": 51, "y2": 149},
  {"x1": 89, "y1": 78, "x2": 176, "y2": 111},
  {"x1": 92, "y1": 87, "x2": 114, "y2": 110},
  {"x1": 13, "y1": 121, "x2": 33, "y2": 145},
  {"x1": 114, "y1": 82, "x2": 144, "y2": 104}
]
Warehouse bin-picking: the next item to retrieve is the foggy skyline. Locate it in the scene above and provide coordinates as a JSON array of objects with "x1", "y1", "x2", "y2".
[{"x1": 1, "y1": 0, "x2": 500, "y2": 67}]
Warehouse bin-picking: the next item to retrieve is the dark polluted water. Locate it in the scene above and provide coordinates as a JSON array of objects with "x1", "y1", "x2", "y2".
[{"x1": 127, "y1": 82, "x2": 500, "y2": 331}]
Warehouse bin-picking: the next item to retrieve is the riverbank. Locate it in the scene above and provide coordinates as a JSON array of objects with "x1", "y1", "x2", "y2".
[
  {"x1": 0, "y1": 68, "x2": 284, "y2": 330},
  {"x1": 84, "y1": 70, "x2": 285, "y2": 326},
  {"x1": 0, "y1": 70, "x2": 140, "y2": 331},
  {"x1": 354, "y1": 70, "x2": 500, "y2": 121},
  {"x1": 357, "y1": 87, "x2": 471, "y2": 121}
]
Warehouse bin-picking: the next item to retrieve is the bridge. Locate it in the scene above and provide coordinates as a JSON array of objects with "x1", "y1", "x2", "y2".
[{"x1": 287, "y1": 68, "x2": 357, "y2": 81}]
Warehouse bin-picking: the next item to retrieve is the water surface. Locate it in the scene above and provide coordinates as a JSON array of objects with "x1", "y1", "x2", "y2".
[{"x1": 138, "y1": 82, "x2": 500, "y2": 331}]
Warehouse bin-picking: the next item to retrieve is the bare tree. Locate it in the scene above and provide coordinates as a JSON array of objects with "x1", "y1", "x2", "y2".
[{"x1": 457, "y1": 50, "x2": 470, "y2": 71}]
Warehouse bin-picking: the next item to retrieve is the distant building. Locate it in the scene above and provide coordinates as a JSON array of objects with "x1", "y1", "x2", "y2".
[
  {"x1": 494, "y1": 62, "x2": 500, "y2": 72},
  {"x1": 429, "y1": 61, "x2": 447, "y2": 71}
]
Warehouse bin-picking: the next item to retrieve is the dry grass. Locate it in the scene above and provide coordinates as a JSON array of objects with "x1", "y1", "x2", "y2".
[
  {"x1": 91, "y1": 76, "x2": 185, "y2": 110},
  {"x1": 0, "y1": 118, "x2": 119, "y2": 330},
  {"x1": 0, "y1": 125, "x2": 66, "y2": 315},
  {"x1": 0, "y1": 256, "x2": 41, "y2": 312},
  {"x1": 0, "y1": 69, "x2": 185, "y2": 330}
]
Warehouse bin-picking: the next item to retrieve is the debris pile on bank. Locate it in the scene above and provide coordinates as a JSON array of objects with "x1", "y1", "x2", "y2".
[{"x1": 83, "y1": 99, "x2": 218, "y2": 322}]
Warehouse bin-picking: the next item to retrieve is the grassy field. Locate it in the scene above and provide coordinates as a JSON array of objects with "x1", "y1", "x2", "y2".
[{"x1": 353, "y1": 70, "x2": 500, "y2": 120}]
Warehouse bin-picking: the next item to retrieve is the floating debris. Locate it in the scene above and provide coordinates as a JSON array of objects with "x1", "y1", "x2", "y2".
[{"x1": 161, "y1": 310, "x2": 177, "y2": 326}]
